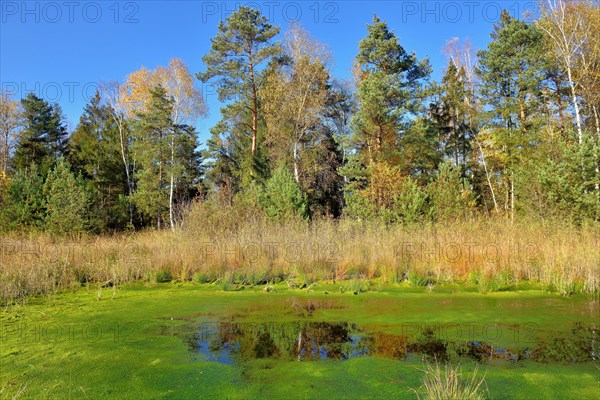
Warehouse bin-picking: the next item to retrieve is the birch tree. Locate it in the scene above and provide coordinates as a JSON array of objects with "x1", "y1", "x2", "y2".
[
  {"x1": 261, "y1": 24, "x2": 331, "y2": 182},
  {"x1": 0, "y1": 94, "x2": 23, "y2": 174},
  {"x1": 538, "y1": 0, "x2": 598, "y2": 143}
]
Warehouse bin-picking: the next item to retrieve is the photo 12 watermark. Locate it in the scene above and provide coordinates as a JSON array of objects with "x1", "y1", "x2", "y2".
[
  {"x1": 0, "y1": 321, "x2": 138, "y2": 344},
  {"x1": 198, "y1": 240, "x2": 342, "y2": 265},
  {"x1": 395, "y1": 241, "x2": 540, "y2": 264},
  {"x1": 0, "y1": 80, "x2": 219, "y2": 105},
  {"x1": 396, "y1": 1, "x2": 540, "y2": 24},
  {"x1": 1, "y1": 1, "x2": 140, "y2": 24},
  {"x1": 200, "y1": 1, "x2": 340, "y2": 24}
]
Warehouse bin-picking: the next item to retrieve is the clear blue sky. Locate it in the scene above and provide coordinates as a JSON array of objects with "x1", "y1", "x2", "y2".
[{"x1": 0, "y1": 1, "x2": 539, "y2": 144}]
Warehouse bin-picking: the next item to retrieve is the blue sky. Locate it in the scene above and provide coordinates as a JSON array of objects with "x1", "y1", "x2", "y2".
[{"x1": 0, "y1": 1, "x2": 539, "y2": 144}]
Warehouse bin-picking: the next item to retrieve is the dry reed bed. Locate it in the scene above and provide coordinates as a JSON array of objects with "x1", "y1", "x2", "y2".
[{"x1": 0, "y1": 219, "x2": 598, "y2": 304}]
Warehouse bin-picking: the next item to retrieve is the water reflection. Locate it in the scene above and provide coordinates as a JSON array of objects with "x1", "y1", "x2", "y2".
[
  {"x1": 163, "y1": 320, "x2": 598, "y2": 365},
  {"x1": 188, "y1": 321, "x2": 372, "y2": 364}
]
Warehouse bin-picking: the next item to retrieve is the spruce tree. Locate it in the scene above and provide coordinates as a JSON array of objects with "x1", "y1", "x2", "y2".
[
  {"x1": 132, "y1": 85, "x2": 173, "y2": 228},
  {"x1": 436, "y1": 64, "x2": 473, "y2": 174},
  {"x1": 68, "y1": 91, "x2": 130, "y2": 230}
]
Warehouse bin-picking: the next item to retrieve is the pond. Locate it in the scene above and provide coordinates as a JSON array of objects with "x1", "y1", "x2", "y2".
[
  {"x1": 163, "y1": 317, "x2": 598, "y2": 365},
  {"x1": 4, "y1": 286, "x2": 599, "y2": 399}
]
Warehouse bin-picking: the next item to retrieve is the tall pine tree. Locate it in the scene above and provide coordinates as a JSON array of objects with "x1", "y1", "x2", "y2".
[
  {"x1": 13, "y1": 93, "x2": 68, "y2": 172},
  {"x1": 477, "y1": 10, "x2": 546, "y2": 219},
  {"x1": 198, "y1": 6, "x2": 281, "y2": 185}
]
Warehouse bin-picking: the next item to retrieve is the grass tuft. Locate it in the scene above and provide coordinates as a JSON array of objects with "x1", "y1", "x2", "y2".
[{"x1": 412, "y1": 362, "x2": 489, "y2": 400}]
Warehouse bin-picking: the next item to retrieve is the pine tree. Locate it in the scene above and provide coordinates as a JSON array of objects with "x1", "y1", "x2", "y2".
[
  {"x1": 345, "y1": 16, "x2": 431, "y2": 218},
  {"x1": 13, "y1": 93, "x2": 68, "y2": 172},
  {"x1": 259, "y1": 165, "x2": 308, "y2": 220},
  {"x1": 0, "y1": 165, "x2": 46, "y2": 230},
  {"x1": 477, "y1": 10, "x2": 547, "y2": 219},
  {"x1": 132, "y1": 85, "x2": 202, "y2": 229},
  {"x1": 352, "y1": 15, "x2": 431, "y2": 163},
  {"x1": 44, "y1": 159, "x2": 93, "y2": 235},
  {"x1": 198, "y1": 6, "x2": 281, "y2": 161},
  {"x1": 131, "y1": 85, "x2": 173, "y2": 228}
]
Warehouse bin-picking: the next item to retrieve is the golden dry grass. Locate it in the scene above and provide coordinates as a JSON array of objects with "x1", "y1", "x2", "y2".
[{"x1": 0, "y1": 205, "x2": 598, "y2": 305}]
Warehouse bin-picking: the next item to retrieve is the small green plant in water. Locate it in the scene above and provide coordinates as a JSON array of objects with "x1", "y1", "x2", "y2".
[
  {"x1": 476, "y1": 271, "x2": 514, "y2": 294},
  {"x1": 412, "y1": 362, "x2": 489, "y2": 400},
  {"x1": 217, "y1": 272, "x2": 234, "y2": 291},
  {"x1": 345, "y1": 277, "x2": 369, "y2": 293},
  {"x1": 193, "y1": 271, "x2": 214, "y2": 284}
]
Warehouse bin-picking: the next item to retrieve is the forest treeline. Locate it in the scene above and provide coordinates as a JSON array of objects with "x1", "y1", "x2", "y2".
[{"x1": 0, "y1": 2, "x2": 599, "y2": 234}]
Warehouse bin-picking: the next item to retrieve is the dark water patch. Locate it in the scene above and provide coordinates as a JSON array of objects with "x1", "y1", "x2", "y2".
[
  {"x1": 161, "y1": 320, "x2": 598, "y2": 365},
  {"x1": 454, "y1": 341, "x2": 529, "y2": 363},
  {"x1": 453, "y1": 323, "x2": 598, "y2": 363},
  {"x1": 185, "y1": 321, "x2": 371, "y2": 364},
  {"x1": 409, "y1": 328, "x2": 449, "y2": 361},
  {"x1": 529, "y1": 322, "x2": 599, "y2": 363}
]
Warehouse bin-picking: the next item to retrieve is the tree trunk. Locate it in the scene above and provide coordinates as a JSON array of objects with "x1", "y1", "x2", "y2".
[
  {"x1": 1, "y1": 131, "x2": 8, "y2": 175},
  {"x1": 592, "y1": 105, "x2": 600, "y2": 192},
  {"x1": 566, "y1": 65, "x2": 583, "y2": 144},
  {"x1": 553, "y1": 75, "x2": 567, "y2": 136},
  {"x1": 593, "y1": 104, "x2": 600, "y2": 138},
  {"x1": 249, "y1": 57, "x2": 258, "y2": 157},
  {"x1": 117, "y1": 121, "x2": 134, "y2": 226},
  {"x1": 158, "y1": 130, "x2": 164, "y2": 230},
  {"x1": 169, "y1": 137, "x2": 175, "y2": 231},
  {"x1": 519, "y1": 92, "x2": 527, "y2": 131},
  {"x1": 477, "y1": 140, "x2": 499, "y2": 214},
  {"x1": 293, "y1": 141, "x2": 300, "y2": 183},
  {"x1": 510, "y1": 173, "x2": 515, "y2": 223},
  {"x1": 375, "y1": 125, "x2": 383, "y2": 157}
]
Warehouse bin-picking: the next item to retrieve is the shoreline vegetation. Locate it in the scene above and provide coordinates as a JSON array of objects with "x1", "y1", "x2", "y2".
[{"x1": 1, "y1": 210, "x2": 598, "y2": 306}]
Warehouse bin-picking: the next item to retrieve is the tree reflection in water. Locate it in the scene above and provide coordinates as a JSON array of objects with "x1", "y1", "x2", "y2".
[{"x1": 174, "y1": 320, "x2": 597, "y2": 365}]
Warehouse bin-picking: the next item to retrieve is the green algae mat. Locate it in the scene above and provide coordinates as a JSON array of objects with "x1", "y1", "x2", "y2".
[{"x1": 1, "y1": 284, "x2": 598, "y2": 399}]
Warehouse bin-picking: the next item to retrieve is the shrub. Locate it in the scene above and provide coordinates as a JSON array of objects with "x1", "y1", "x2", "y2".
[
  {"x1": 427, "y1": 162, "x2": 476, "y2": 222},
  {"x1": 1, "y1": 165, "x2": 46, "y2": 231},
  {"x1": 259, "y1": 165, "x2": 308, "y2": 220},
  {"x1": 344, "y1": 162, "x2": 428, "y2": 224},
  {"x1": 408, "y1": 271, "x2": 432, "y2": 287},
  {"x1": 193, "y1": 271, "x2": 215, "y2": 284},
  {"x1": 44, "y1": 159, "x2": 93, "y2": 235}
]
